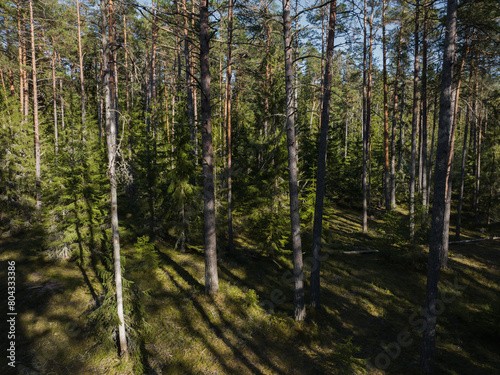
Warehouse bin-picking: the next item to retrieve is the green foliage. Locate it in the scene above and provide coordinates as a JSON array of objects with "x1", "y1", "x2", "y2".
[
  {"x1": 377, "y1": 209, "x2": 410, "y2": 246},
  {"x1": 244, "y1": 288, "x2": 260, "y2": 308},
  {"x1": 329, "y1": 337, "x2": 366, "y2": 375},
  {"x1": 130, "y1": 235, "x2": 159, "y2": 271}
]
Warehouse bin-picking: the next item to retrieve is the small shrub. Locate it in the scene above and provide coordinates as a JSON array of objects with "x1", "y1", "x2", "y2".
[{"x1": 329, "y1": 336, "x2": 366, "y2": 375}]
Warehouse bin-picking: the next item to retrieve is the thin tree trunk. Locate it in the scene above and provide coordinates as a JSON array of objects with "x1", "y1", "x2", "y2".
[
  {"x1": 420, "y1": 0, "x2": 457, "y2": 372},
  {"x1": 17, "y1": 1, "x2": 24, "y2": 122},
  {"x1": 183, "y1": 0, "x2": 195, "y2": 170},
  {"x1": 410, "y1": 0, "x2": 420, "y2": 240},
  {"x1": 22, "y1": 9, "x2": 29, "y2": 122},
  {"x1": 60, "y1": 78, "x2": 66, "y2": 131},
  {"x1": 421, "y1": 0, "x2": 429, "y2": 224},
  {"x1": 200, "y1": 0, "x2": 219, "y2": 295},
  {"x1": 51, "y1": 58, "x2": 58, "y2": 156},
  {"x1": 310, "y1": 0, "x2": 337, "y2": 309},
  {"x1": 283, "y1": 0, "x2": 305, "y2": 321},
  {"x1": 474, "y1": 84, "x2": 482, "y2": 224},
  {"x1": 76, "y1": 0, "x2": 86, "y2": 141},
  {"x1": 367, "y1": 8, "x2": 374, "y2": 214},
  {"x1": 455, "y1": 104, "x2": 468, "y2": 240},
  {"x1": 382, "y1": 0, "x2": 390, "y2": 211},
  {"x1": 362, "y1": 0, "x2": 368, "y2": 232},
  {"x1": 101, "y1": 0, "x2": 128, "y2": 358},
  {"x1": 226, "y1": 0, "x2": 234, "y2": 252},
  {"x1": 391, "y1": 25, "x2": 403, "y2": 209},
  {"x1": 427, "y1": 88, "x2": 439, "y2": 202},
  {"x1": 29, "y1": 0, "x2": 41, "y2": 211}
]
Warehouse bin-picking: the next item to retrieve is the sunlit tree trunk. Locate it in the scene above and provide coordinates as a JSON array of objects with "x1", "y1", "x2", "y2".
[
  {"x1": 310, "y1": 0, "x2": 336, "y2": 309},
  {"x1": 282, "y1": 0, "x2": 305, "y2": 321},
  {"x1": 16, "y1": 1, "x2": 24, "y2": 123},
  {"x1": 420, "y1": 0, "x2": 457, "y2": 372},
  {"x1": 200, "y1": 0, "x2": 219, "y2": 295},
  {"x1": 382, "y1": 0, "x2": 390, "y2": 211},
  {"x1": 51, "y1": 55, "x2": 58, "y2": 156},
  {"x1": 29, "y1": 0, "x2": 41, "y2": 211},
  {"x1": 226, "y1": 0, "x2": 234, "y2": 252},
  {"x1": 76, "y1": 0, "x2": 86, "y2": 141},
  {"x1": 391, "y1": 24, "x2": 403, "y2": 209},
  {"x1": 101, "y1": 0, "x2": 128, "y2": 358},
  {"x1": 362, "y1": 0, "x2": 368, "y2": 232},
  {"x1": 182, "y1": 0, "x2": 195, "y2": 169}
]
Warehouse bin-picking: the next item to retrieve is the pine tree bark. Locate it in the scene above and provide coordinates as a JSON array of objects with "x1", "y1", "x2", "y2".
[
  {"x1": 420, "y1": 0, "x2": 457, "y2": 372},
  {"x1": 101, "y1": 0, "x2": 128, "y2": 358},
  {"x1": 410, "y1": 0, "x2": 420, "y2": 240},
  {"x1": 29, "y1": 0, "x2": 41, "y2": 211},
  {"x1": 310, "y1": 0, "x2": 336, "y2": 309},
  {"x1": 200, "y1": 0, "x2": 219, "y2": 295},
  {"x1": 282, "y1": 0, "x2": 305, "y2": 321}
]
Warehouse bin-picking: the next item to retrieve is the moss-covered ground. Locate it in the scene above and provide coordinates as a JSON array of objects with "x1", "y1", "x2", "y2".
[{"x1": 1, "y1": 206, "x2": 499, "y2": 374}]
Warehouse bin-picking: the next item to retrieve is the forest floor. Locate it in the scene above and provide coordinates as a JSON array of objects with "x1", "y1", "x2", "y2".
[{"x1": 1, "y1": 205, "x2": 499, "y2": 374}]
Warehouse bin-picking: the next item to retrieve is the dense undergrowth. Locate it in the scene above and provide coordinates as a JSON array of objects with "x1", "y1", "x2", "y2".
[{"x1": 1, "y1": 203, "x2": 499, "y2": 374}]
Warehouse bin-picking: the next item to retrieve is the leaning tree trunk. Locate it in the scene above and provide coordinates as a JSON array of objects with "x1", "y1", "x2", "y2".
[
  {"x1": 310, "y1": 0, "x2": 337, "y2": 309},
  {"x1": 29, "y1": 0, "x2": 41, "y2": 211},
  {"x1": 420, "y1": 0, "x2": 457, "y2": 372},
  {"x1": 282, "y1": 0, "x2": 305, "y2": 321},
  {"x1": 101, "y1": 0, "x2": 128, "y2": 358},
  {"x1": 200, "y1": 0, "x2": 219, "y2": 295}
]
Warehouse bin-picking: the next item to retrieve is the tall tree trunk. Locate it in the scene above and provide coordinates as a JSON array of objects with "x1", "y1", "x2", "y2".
[
  {"x1": 362, "y1": 0, "x2": 368, "y2": 232},
  {"x1": 421, "y1": 0, "x2": 429, "y2": 223},
  {"x1": 391, "y1": 25, "x2": 403, "y2": 209},
  {"x1": 226, "y1": 0, "x2": 234, "y2": 252},
  {"x1": 200, "y1": 0, "x2": 219, "y2": 295},
  {"x1": 474, "y1": 84, "x2": 482, "y2": 225},
  {"x1": 455, "y1": 104, "x2": 469, "y2": 240},
  {"x1": 282, "y1": 0, "x2": 305, "y2": 321},
  {"x1": 29, "y1": 0, "x2": 41, "y2": 211},
  {"x1": 60, "y1": 78, "x2": 66, "y2": 131},
  {"x1": 382, "y1": 0, "x2": 390, "y2": 211},
  {"x1": 22, "y1": 9, "x2": 29, "y2": 122},
  {"x1": 310, "y1": 0, "x2": 336, "y2": 309},
  {"x1": 409, "y1": 0, "x2": 420, "y2": 240},
  {"x1": 427, "y1": 88, "x2": 439, "y2": 202},
  {"x1": 51, "y1": 57, "x2": 58, "y2": 156},
  {"x1": 420, "y1": 0, "x2": 457, "y2": 372},
  {"x1": 17, "y1": 1, "x2": 24, "y2": 122},
  {"x1": 183, "y1": 0, "x2": 195, "y2": 170},
  {"x1": 367, "y1": 8, "x2": 374, "y2": 215},
  {"x1": 101, "y1": 0, "x2": 128, "y2": 358},
  {"x1": 76, "y1": 0, "x2": 86, "y2": 141}
]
